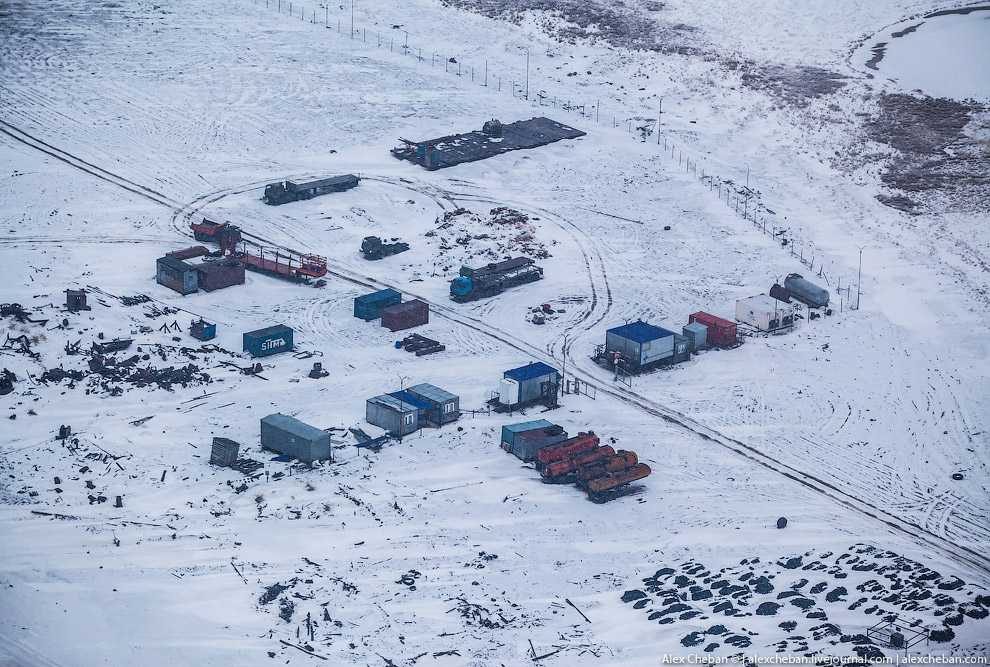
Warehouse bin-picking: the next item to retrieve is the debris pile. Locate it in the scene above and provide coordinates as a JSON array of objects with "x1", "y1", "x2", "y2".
[{"x1": 426, "y1": 206, "x2": 553, "y2": 274}]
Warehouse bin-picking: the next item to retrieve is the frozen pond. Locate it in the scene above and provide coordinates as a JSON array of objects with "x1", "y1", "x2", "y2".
[{"x1": 856, "y1": 6, "x2": 990, "y2": 100}]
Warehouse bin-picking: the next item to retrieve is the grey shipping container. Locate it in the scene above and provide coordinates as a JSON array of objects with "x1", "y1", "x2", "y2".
[
  {"x1": 354, "y1": 288, "x2": 401, "y2": 320},
  {"x1": 156, "y1": 256, "x2": 199, "y2": 295},
  {"x1": 784, "y1": 273, "x2": 829, "y2": 308},
  {"x1": 260, "y1": 413, "x2": 332, "y2": 464},
  {"x1": 198, "y1": 261, "x2": 245, "y2": 292},
  {"x1": 682, "y1": 322, "x2": 707, "y2": 352},
  {"x1": 243, "y1": 325, "x2": 293, "y2": 357},
  {"x1": 381, "y1": 300, "x2": 429, "y2": 332},
  {"x1": 210, "y1": 437, "x2": 240, "y2": 467},
  {"x1": 406, "y1": 383, "x2": 460, "y2": 426}
]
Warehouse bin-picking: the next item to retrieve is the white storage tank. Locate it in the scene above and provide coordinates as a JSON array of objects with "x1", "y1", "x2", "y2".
[{"x1": 499, "y1": 377, "x2": 520, "y2": 406}]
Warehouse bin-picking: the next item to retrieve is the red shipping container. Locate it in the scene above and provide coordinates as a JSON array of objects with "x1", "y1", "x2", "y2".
[
  {"x1": 167, "y1": 246, "x2": 209, "y2": 261},
  {"x1": 689, "y1": 311, "x2": 737, "y2": 347},
  {"x1": 197, "y1": 261, "x2": 245, "y2": 292},
  {"x1": 381, "y1": 300, "x2": 429, "y2": 332}
]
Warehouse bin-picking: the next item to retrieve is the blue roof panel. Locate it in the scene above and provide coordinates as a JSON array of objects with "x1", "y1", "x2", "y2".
[
  {"x1": 504, "y1": 361, "x2": 558, "y2": 382},
  {"x1": 386, "y1": 391, "x2": 431, "y2": 410},
  {"x1": 606, "y1": 321, "x2": 675, "y2": 344}
]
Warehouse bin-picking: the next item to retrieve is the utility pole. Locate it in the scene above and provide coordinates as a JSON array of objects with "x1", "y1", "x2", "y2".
[
  {"x1": 350, "y1": 0, "x2": 354, "y2": 39},
  {"x1": 745, "y1": 162, "x2": 750, "y2": 189},
  {"x1": 657, "y1": 97, "x2": 662, "y2": 145},
  {"x1": 525, "y1": 48, "x2": 530, "y2": 100},
  {"x1": 397, "y1": 375, "x2": 407, "y2": 442},
  {"x1": 857, "y1": 245, "x2": 866, "y2": 310}
]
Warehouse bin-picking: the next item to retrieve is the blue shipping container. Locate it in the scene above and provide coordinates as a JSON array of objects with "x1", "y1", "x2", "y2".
[
  {"x1": 354, "y1": 288, "x2": 402, "y2": 320},
  {"x1": 243, "y1": 325, "x2": 293, "y2": 357}
]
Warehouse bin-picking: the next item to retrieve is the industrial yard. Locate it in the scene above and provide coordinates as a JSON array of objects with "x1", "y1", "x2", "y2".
[{"x1": 1, "y1": 0, "x2": 989, "y2": 665}]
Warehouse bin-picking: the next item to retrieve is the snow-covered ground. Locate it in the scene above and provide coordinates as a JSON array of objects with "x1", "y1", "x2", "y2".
[{"x1": 1, "y1": 0, "x2": 988, "y2": 664}]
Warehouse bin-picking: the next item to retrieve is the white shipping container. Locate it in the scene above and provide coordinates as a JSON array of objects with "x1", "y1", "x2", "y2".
[{"x1": 735, "y1": 295, "x2": 796, "y2": 332}]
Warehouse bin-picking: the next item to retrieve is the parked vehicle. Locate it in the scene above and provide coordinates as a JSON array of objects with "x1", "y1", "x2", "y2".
[
  {"x1": 450, "y1": 257, "x2": 543, "y2": 302},
  {"x1": 361, "y1": 236, "x2": 409, "y2": 260},
  {"x1": 263, "y1": 174, "x2": 359, "y2": 205}
]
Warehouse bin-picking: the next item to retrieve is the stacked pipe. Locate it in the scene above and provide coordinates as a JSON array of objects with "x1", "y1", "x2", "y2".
[{"x1": 532, "y1": 432, "x2": 652, "y2": 501}]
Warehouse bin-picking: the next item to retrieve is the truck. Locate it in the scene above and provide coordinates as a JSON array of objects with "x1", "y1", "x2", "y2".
[
  {"x1": 361, "y1": 236, "x2": 409, "y2": 260},
  {"x1": 263, "y1": 174, "x2": 360, "y2": 205},
  {"x1": 190, "y1": 218, "x2": 241, "y2": 255},
  {"x1": 449, "y1": 257, "x2": 543, "y2": 302}
]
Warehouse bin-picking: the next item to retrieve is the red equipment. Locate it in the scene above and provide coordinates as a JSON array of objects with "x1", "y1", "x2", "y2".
[
  {"x1": 537, "y1": 433, "x2": 599, "y2": 466},
  {"x1": 234, "y1": 247, "x2": 327, "y2": 281},
  {"x1": 577, "y1": 450, "x2": 639, "y2": 482},
  {"x1": 190, "y1": 218, "x2": 242, "y2": 256},
  {"x1": 689, "y1": 311, "x2": 737, "y2": 347},
  {"x1": 585, "y1": 463, "x2": 652, "y2": 497},
  {"x1": 542, "y1": 445, "x2": 615, "y2": 483},
  {"x1": 167, "y1": 246, "x2": 209, "y2": 261}
]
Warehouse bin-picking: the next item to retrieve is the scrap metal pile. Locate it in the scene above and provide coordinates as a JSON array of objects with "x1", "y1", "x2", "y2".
[{"x1": 534, "y1": 432, "x2": 651, "y2": 502}]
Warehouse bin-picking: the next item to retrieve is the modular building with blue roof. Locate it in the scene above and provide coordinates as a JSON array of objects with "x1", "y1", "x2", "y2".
[
  {"x1": 605, "y1": 321, "x2": 678, "y2": 369},
  {"x1": 499, "y1": 361, "x2": 560, "y2": 408},
  {"x1": 366, "y1": 390, "x2": 431, "y2": 436}
]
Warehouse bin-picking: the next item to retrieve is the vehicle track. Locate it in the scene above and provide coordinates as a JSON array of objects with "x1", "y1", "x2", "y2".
[{"x1": 5, "y1": 118, "x2": 989, "y2": 583}]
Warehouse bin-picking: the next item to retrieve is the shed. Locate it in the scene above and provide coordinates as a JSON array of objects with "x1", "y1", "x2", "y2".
[
  {"x1": 366, "y1": 391, "x2": 430, "y2": 436},
  {"x1": 243, "y1": 324, "x2": 293, "y2": 357},
  {"x1": 210, "y1": 437, "x2": 240, "y2": 467},
  {"x1": 501, "y1": 421, "x2": 568, "y2": 461},
  {"x1": 197, "y1": 260, "x2": 245, "y2": 292},
  {"x1": 406, "y1": 383, "x2": 460, "y2": 427},
  {"x1": 682, "y1": 322, "x2": 708, "y2": 352},
  {"x1": 735, "y1": 295, "x2": 795, "y2": 332},
  {"x1": 156, "y1": 256, "x2": 199, "y2": 295},
  {"x1": 65, "y1": 289, "x2": 91, "y2": 312},
  {"x1": 190, "y1": 319, "x2": 216, "y2": 341},
  {"x1": 381, "y1": 300, "x2": 429, "y2": 332},
  {"x1": 354, "y1": 289, "x2": 402, "y2": 320},
  {"x1": 500, "y1": 361, "x2": 560, "y2": 407},
  {"x1": 689, "y1": 312, "x2": 737, "y2": 347},
  {"x1": 260, "y1": 413, "x2": 331, "y2": 465},
  {"x1": 605, "y1": 321, "x2": 676, "y2": 369}
]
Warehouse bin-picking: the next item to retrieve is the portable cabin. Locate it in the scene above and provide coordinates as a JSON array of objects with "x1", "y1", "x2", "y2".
[
  {"x1": 735, "y1": 295, "x2": 795, "y2": 332},
  {"x1": 197, "y1": 260, "x2": 245, "y2": 292},
  {"x1": 260, "y1": 413, "x2": 332, "y2": 465},
  {"x1": 353, "y1": 288, "x2": 402, "y2": 320},
  {"x1": 605, "y1": 321, "x2": 676, "y2": 369},
  {"x1": 156, "y1": 256, "x2": 199, "y2": 295},
  {"x1": 499, "y1": 362, "x2": 560, "y2": 407},
  {"x1": 682, "y1": 322, "x2": 708, "y2": 352},
  {"x1": 689, "y1": 312, "x2": 737, "y2": 347},
  {"x1": 366, "y1": 391, "x2": 430, "y2": 436},
  {"x1": 65, "y1": 289, "x2": 91, "y2": 312},
  {"x1": 501, "y1": 421, "x2": 568, "y2": 461},
  {"x1": 784, "y1": 273, "x2": 829, "y2": 308},
  {"x1": 405, "y1": 383, "x2": 460, "y2": 427},
  {"x1": 210, "y1": 437, "x2": 240, "y2": 467},
  {"x1": 243, "y1": 324, "x2": 293, "y2": 357},
  {"x1": 381, "y1": 300, "x2": 429, "y2": 332}
]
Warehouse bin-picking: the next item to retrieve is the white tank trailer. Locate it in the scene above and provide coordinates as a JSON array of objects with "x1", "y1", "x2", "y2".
[{"x1": 784, "y1": 273, "x2": 829, "y2": 309}]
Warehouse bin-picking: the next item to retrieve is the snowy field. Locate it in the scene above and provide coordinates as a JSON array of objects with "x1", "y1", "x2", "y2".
[{"x1": 1, "y1": 0, "x2": 989, "y2": 664}]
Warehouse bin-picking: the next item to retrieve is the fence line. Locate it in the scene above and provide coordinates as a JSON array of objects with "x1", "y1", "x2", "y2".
[{"x1": 251, "y1": 0, "x2": 860, "y2": 307}]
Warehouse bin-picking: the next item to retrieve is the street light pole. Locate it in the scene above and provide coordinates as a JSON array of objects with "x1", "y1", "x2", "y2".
[{"x1": 745, "y1": 162, "x2": 750, "y2": 190}]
